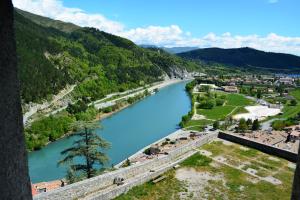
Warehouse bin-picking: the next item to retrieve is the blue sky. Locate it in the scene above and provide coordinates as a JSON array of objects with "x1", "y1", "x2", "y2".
[
  {"x1": 63, "y1": 0, "x2": 299, "y2": 37},
  {"x1": 13, "y1": 0, "x2": 300, "y2": 55}
]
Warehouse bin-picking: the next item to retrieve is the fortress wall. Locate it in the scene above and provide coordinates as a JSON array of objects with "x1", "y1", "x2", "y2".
[{"x1": 34, "y1": 132, "x2": 218, "y2": 200}]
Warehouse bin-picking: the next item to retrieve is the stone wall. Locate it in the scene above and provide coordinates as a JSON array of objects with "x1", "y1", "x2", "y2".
[
  {"x1": 34, "y1": 132, "x2": 218, "y2": 200},
  {"x1": 218, "y1": 131, "x2": 298, "y2": 162}
]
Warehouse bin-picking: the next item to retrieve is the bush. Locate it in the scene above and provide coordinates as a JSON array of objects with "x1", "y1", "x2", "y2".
[
  {"x1": 251, "y1": 119, "x2": 260, "y2": 131},
  {"x1": 237, "y1": 118, "x2": 248, "y2": 132},
  {"x1": 272, "y1": 120, "x2": 286, "y2": 130},
  {"x1": 290, "y1": 99, "x2": 298, "y2": 106},
  {"x1": 220, "y1": 95, "x2": 227, "y2": 99},
  {"x1": 103, "y1": 107, "x2": 113, "y2": 113},
  {"x1": 161, "y1": 141, "x2": 168, "y2": 146},
  {"x1": 213, "y1": 121, "x2": 220, "y2": 129},
  {"x1": 198, "y1": 100, "x2": 215, "y2": 109},
  {"x1": 216, "y1": 98, "x2": 225, "y2": 106},
  {"x1": 197, "y1": 95, "x2": 206, "y2": 102}
]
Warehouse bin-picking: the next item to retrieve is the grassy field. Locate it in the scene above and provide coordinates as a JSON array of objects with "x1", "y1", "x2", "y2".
[
  {"x1": 198, "y1": 105, "x2": 235, "y2": 120},
  {"x1": 197, "y1": 93, "x2": 254, "y2": 120},
  {"x1": 115, "y1": 140, "x2": 295, "y2": 200},
  {"x1": 182, "y1": 92, "x2": 254, "y2": 131},
  {"x1": 197, "y1": 140, "x2": 294, "y2": 199},
  {"x1": 266, "y1": 89, "x2": 300, "y2": 121},
  {"x1": 115, "y1": 170, "x2": 185, "y2": 200},
  {"x1": 183, "y1": 119, "x2": 213, "y2": 131},
  {"x1": 226, "y1": 93, "x2": 254, "y2": 106}
]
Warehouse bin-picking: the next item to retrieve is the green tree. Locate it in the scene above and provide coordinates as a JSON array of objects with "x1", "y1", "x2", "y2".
[
  {"x1": 257, "y1": 90, "x2": 262, "y2": 99},
  {"x1": 252, "y1": 119, "x2": 260, "y2": 131},
  {"x1": 216, "y1": 98, "x2": 225, "y2": 106},
  {"x1": 213, "y1": 121, "x2": 220, "y2": 130},
  {"x1": 291, "y1": 99, "x2": 298, "y2": 106},
  {"x1": 246, "y1": 119, "x2": 253, "y2": 128},
  {"x1": 202, "y1": 85, "x2": 210, "y2": 93},
  {"x1": 58, "y1": 121, "x2": 111, "y2": 182},
  {"x1": 198, "y1": 99, "x2": 215, "y2": 109},
  {"x1": 237, "y1": 118, "x2": 248, "y2": 133}
]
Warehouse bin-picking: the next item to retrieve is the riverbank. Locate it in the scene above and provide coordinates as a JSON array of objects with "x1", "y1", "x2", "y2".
[
  {"x1": 27, "y1": 79, "x2": 190, "y2": 152},
  {"x1": 28, "y1": 79, "x2": 192, "y2": 183},
  {"x1": 33, "y1": 130, "x2": 218, "y2": 200},
  {"x1": 94, "y1": 78, "x2": 189, "y2": 121}
]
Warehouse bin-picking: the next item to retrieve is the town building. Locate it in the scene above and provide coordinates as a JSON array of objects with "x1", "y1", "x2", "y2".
[
  {"x1": 31, "y1": 180, "x2": 66, "y2": 196},
  {"x1": 222, "y1": 86, "x2": 239, "y2": 93}
]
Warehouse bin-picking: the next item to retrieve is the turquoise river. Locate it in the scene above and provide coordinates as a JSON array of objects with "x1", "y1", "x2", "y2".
[{"x1": 28, "y1": 81, "x2": 191, "y2": 183}]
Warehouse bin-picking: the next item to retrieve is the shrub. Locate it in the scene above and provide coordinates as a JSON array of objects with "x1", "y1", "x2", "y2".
[
  {"x1": 198, "y1": 100, "x2": 215, "y2": 109},
  {"x1": 216, "y1": 98, "x2": 225, "y2": 106},
  {"x1": 290, "y1": 99, "x2": 298, "y2": 106},
  {"x1": 272, "y1": 120, "x2": 286, "y2": 130},
  {"x1": 213, "y1": 121, "x2": 220, "y2": 129}
]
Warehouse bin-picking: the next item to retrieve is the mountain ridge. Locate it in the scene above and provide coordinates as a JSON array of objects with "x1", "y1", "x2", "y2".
[
  {"x1": 178, "y1": 47, "x2": 300, "y2": 71},
  {"x1": 14, "y1": 8, "x2": 199, "y2": 103}
]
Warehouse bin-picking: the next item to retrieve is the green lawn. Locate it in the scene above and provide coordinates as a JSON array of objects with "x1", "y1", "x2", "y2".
[
  {"x1": 226, "y1": 93, "x2": 254, "y2": 106},
  {"x1": 266, "y1": 89, "x2": 300, "y2": 121},
  {"x1": 183, "y1": 119, "x2": 213, "y2": 131},
  {"x1": 196, "y1": 93, "x2": 253, "y2": 120},
  {"x1": 198, "y1": 105, "x2": 235, "y2": 120}
]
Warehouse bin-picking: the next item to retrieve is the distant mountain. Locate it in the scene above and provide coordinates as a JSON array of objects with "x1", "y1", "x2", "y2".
[
  {"x1": 162, "y1": 47, "x2": 198, "y2": 54},
  {"x1": 178, "y1": 47, "x2": 300, "y2": 71},
  {"x1": 14, "y1": 9, "x2": 199, "y2": 103},
  {"x1": 139, "y1": 44, "x2": 158, "y2": 49},
  {"x1": 140, "y1": 45, "x2": 198, "y2": 54}
]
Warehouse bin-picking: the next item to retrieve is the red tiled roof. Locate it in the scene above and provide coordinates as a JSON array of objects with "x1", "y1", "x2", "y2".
[
  {"x1": 32, "y1": 180, "x2": 65, "y2": 194},
  {"x1": 31, "y1": 184, "x2": 38, "y2": 196}
]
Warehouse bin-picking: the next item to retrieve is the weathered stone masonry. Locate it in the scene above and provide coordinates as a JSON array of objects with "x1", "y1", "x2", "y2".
[{"x1": 218, "y1": 131, "x2": 298, "y2": 163}]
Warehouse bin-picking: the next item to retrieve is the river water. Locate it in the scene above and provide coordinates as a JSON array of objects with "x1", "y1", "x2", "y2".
[{"x1": 28, "y1": 81, "x2": 191, "y2": 183}]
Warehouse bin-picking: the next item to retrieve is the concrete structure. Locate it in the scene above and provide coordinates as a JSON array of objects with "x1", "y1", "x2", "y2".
[
  {"x1": 218, "y1": 132, "x2": 298, "y2": 162},
  {"x1": 34, "y1": 132, "x2": 218, "y2": 200},
  {"x1": 222, "y1": 86, "x2": 239, "y2": 93}
]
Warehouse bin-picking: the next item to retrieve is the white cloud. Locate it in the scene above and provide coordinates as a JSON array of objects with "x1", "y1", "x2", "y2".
[
  {"x1": 13, "y1": 0, "x2": 300, "y2": 56},
  {"x1": 119, "y1": 25, "x2": 184, "y2": 45},
  {"x1": 13, "y1": 0, "x2": 124, "y2": 33}
]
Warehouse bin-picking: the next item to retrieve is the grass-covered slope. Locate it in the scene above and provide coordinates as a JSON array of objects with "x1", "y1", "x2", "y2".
[
  {"x1": 15, "y1": 9, "x2": 199, "y2": 103},
  {"x1": 178, "y1": 47, "x2": 300, "y2": 72}
]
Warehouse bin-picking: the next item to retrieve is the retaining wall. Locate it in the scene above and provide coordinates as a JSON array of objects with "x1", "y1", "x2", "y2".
[
  {"x1": 218, "y1": 131, "x2": 298, "y2": 163},
  {"x1": 34, "y1": 132, "x2": 218, "y2": 200}
]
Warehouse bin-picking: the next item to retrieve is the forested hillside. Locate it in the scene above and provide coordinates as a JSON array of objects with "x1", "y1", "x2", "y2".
[
  {"x1": 178, "y1": 47, "x2": 300, "y2": 72},
  {"x1": 15, "y1": 9, "x2": 199, "y2": 103}
]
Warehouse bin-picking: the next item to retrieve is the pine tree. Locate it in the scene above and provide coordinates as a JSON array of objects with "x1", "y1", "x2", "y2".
[
  {"x1": 252, "y1": 119, "x2": 260, "y2": 131},
  {"x1": 246, "y1": 119, "x2": 253, "y2": 128},
  {"x1": 237, "y1": 118, "x2": 248, "y2": 133},
  {"x1": 58, "y1": 121, "x2": 111, "y2": 182},
  {"x1": 213, "y1": 121, "x2": 220, "y2": 130}
]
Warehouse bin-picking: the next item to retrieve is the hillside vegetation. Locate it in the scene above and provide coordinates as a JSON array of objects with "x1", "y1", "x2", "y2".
[
  {"x1": 178, "y1": 47, "x2": 300, "y2": 72},
  {"x1": 15, "y1": 9, "x2": 199, "y2": 103}
]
